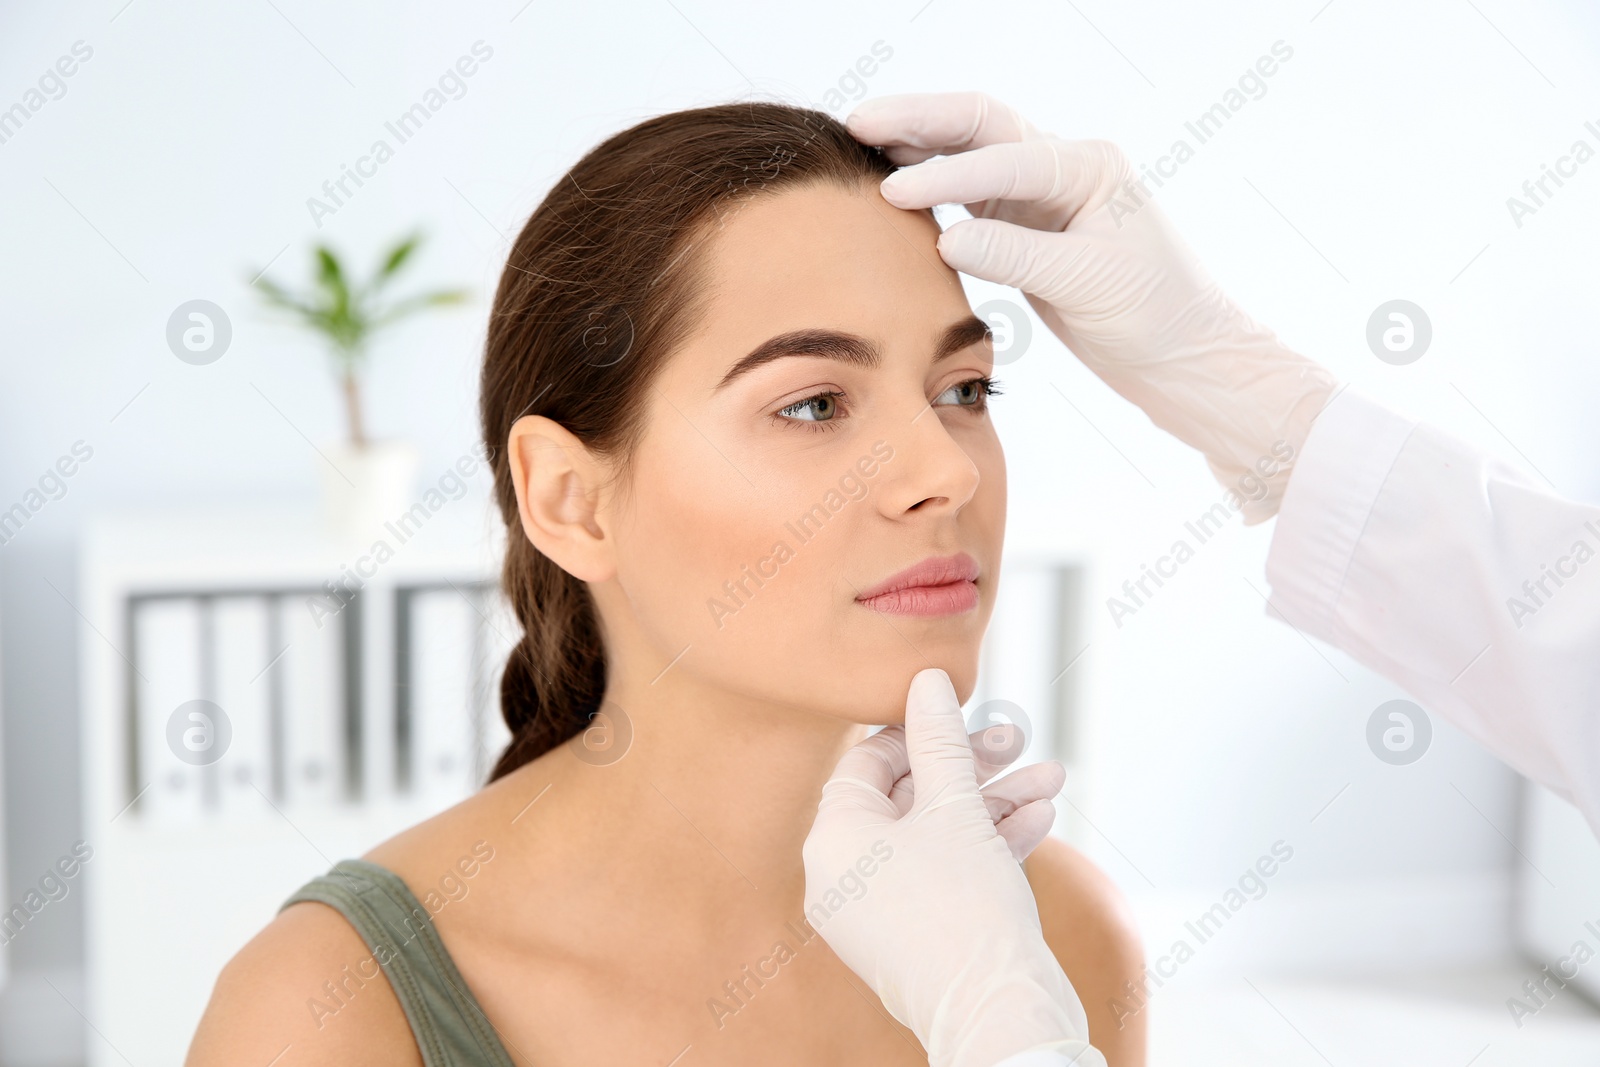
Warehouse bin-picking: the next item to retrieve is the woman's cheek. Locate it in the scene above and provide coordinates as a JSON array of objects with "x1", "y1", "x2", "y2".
[{"x1": 620, "y1": 474, "x2": 806, "y2": 644}]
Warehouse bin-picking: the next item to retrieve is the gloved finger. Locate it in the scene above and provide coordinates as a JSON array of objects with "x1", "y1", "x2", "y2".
[
  {"x1": 903, "y1": 668, "x2": 986, "y2": 817},
  {"x1": 841, "y1": 724, "x2": 911, "y2": 792},
  {"x1": 880, "y1": 140, "x2": 1118, "y2": 223},
  {"x1": 994, "y1": 797, "x2": 1058, "y2": 862},
  {"x1": 889, "y1": 767, "x2": 915, "y2": 816},
  {"x1": 814, "y1": 772, "x2": 902, "y2": 826},
  {"x1": 891, "y1": 755, "x2": 1063, "y2": 822},
  {"x1": 877, "y1": 723, "x2": 995, "y2": 817},
  {"x1": 815, "y1": 725, "x2": 909, "y2": 819},
  {"x1": 970, "y1": 723, "x2": 1028, "y2": 781},
  {"x1": 865, "y1": 725, "x2": 916, "y2": 816},
  {"x1": 881, "y1": 144, "x2": 945, "y2": 167},
  {"x1": 935, "y1": 217, "x2": 1093, "y2": 304},
  {"x1": 980, "y1": 760, "x2": 1066, "y2": 823},
  {"x1": 884, "y1": 723, "x2": 1017, "y2": 793},
  {"x1": 845, "y1": 91, "x2": 1039, "y2": 154}
]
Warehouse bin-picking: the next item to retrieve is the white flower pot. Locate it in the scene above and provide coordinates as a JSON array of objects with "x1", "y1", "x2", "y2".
[{"x1": 319, "y1": 440, "x2": 420, "y2": 543}]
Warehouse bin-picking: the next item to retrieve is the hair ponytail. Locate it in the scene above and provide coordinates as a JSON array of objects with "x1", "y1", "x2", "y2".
[{"x1": 488, "y1": 535, "x2": 606, "y2": 780}]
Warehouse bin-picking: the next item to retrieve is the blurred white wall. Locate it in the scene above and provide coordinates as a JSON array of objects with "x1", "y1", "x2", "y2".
[{"x1": 2, "y1": 0, "x2": 1599, "y2": 1060}]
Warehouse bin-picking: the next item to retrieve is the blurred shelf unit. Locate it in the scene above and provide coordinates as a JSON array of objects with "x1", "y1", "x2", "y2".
[
  {"x1": 95, "y1": 508, "x2": 517, "y2": 825},
  {"x1": 120, "y1": 577, "x2": 511, "y2": 822},
  {"x1": 76, "y1": 503, "x2": 514, "y2": 1067}
]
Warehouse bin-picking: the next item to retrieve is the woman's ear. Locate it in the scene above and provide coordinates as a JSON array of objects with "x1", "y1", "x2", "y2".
[{"x1": 507, "y1": 415, "x2": 616, "y2": 583}]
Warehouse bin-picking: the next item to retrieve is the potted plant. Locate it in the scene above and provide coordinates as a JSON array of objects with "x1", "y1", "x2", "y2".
[{"x1": 252, "y1": 234, "x2": 467, "y2": 537}]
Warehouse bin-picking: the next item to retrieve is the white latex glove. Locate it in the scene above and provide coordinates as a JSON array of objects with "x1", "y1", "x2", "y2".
[
  {"x1": 802, "y1": 668, "x2": 1106, "y2": 1067},
  {"x1": 846, "y1": 91, "x2": 1340, "y2": 524}
]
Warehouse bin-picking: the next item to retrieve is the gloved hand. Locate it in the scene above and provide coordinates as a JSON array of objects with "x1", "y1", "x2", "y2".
[
  {"x1": 802, "y1": 668, "x2": 1106, "y2": 1067},
  {"x1": 868, "y1": 715, "x2": 1063, "y2": 863},
  {"x1": 846, "y1": 91, "x2": 1340, "y2": 523}
]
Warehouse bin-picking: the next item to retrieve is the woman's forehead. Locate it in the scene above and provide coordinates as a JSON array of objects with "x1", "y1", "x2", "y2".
[{"x1": 679, "y1": 182, "x2": 967, "y2": 367}]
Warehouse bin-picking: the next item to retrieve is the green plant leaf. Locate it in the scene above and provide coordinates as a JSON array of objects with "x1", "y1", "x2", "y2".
[
  {"x1": 248, "y1": 233, "x2": 462, "y2": 376},
  {"x1": 315, "y1": 247, "x2": 350, "y2": 311},
  {"x1": 314, "y1": 246, "x2": 367, "y2": 351},
  {"x1": 375, "y1": 234, "x2": 421, "y2": 286},
  {"x1": 250, "y1": 274, "x2": 319, "y2": 320},
  {"x1": 369, "y1": 288, "x2": 469, "y2": 330}
]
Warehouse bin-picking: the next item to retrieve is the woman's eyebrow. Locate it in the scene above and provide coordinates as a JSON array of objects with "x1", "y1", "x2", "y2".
[{"x1": 715, "y1": 314, "x2": 992, "y2": 391}]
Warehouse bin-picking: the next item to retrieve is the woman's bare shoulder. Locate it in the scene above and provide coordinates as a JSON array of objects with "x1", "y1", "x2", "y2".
[
  {"x1": 189, "y1": 755, "x2": 568, "y2": 1066},
  {"x1": 1025, "y1": 834, "x2": 1148, "y2": 1067},
  {"x1": 1026, "y1": 835, "x2": 1145, "y2": 968},
  {"x1": 360, "y1": 757, "x2": 561, "y2": 897},
  {"x1": 186, "y1": 899, "x2": 422, "y2": 1067},
  {"x1": 186, "y1": 765, "x2": 553, "y2": 1066}
]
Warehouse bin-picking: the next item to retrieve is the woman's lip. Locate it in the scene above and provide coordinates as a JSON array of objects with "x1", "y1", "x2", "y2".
[
  {"x1": 854, "y1": 552, "x2": 980, "y2": 602},
  {"x1": 856, "y1": 580, "x2": 979, "y2": 617}
]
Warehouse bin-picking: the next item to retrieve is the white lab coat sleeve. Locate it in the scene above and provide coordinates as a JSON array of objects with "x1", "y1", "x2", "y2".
[{"x1": 1265, "y1": 386, "x2": 1600, "y2": 835}]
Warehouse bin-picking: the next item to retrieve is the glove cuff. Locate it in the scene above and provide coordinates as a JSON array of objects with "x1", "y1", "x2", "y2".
[{"x1": 925, "y1": 955, "x2": 1095, "y2": 1067}]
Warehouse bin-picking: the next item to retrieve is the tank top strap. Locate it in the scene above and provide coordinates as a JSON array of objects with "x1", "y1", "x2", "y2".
[{"x1": 281, "y1": 858, "x2": 518, "y2": 1067}]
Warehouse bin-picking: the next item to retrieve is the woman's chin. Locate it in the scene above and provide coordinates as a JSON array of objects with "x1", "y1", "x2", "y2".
[{"x1": 829, "y1": 667, "x2": 981, "y2": 727}]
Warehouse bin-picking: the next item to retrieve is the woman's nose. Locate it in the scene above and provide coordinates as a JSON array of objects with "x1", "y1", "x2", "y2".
[{"x1": 874, "y1": 402, "x2": 982, "y2": 518}]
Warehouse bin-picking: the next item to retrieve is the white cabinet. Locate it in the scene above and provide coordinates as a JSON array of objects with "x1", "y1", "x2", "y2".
[{"x1": 77, "y1": 504, "x2": 512, "y2": 1066}]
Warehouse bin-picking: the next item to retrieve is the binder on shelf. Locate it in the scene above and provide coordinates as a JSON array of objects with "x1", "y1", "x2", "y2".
[
  {"x1": 211, "y1": 596, "x2": 274, "y2": 816},
  {"x1": 133, "y1": 598, "x2": 205, "y2": 824},
  {"x1": 407, "y1": 589, "x2": 477, "y2": 806},
  {"x1": 279, "y1": 592, "x2": 347, "y2": 809},
  {"x1": 473, "y1": 587, "x2": 517, "y2": 781}
]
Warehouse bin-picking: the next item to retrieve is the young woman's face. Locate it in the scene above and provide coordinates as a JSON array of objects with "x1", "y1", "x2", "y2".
[{"x1": 605, "y1": 179, "x2": 1006, "y2": 724}]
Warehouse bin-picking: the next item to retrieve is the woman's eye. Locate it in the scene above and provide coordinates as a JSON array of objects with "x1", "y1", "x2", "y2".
[
  {"x1": 776, "y1": 391, "x2": 843, "y2": 424},
  {"x1": 935, "y1": 376, "x2": 1001, "y2": 409}
]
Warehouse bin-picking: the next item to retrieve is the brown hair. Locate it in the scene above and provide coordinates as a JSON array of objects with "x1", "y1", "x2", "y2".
[{"x1": 480, "y1": 102, "x2": 899, "y2": 780}]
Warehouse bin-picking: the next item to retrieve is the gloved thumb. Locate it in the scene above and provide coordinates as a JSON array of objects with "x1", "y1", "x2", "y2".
[
  {"x1": 936, "y1": 217, "x2": 1084, "y2": 304},
  {"x1": 903, "y1": 668, "x2": 984, "y2": 819},
  {"x1": 813, "y1": 724, "x2": 909, "y2": 826}
]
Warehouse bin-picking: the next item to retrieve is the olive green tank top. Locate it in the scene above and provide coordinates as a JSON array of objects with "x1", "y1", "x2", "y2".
[{"x1": 281, "y1": 858, "x2": 517, "y2": 1067}]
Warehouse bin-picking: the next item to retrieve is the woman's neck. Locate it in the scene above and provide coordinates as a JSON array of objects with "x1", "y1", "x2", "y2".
[
  {"x1": 470, "y1": 575, "x2": 889, "y2": 944},
  {"x1": 552, "y1": 662, "x2": 873, "y2": 918}
]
